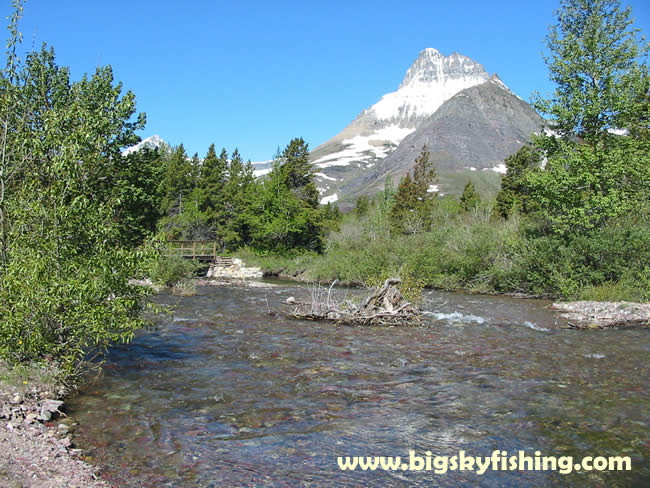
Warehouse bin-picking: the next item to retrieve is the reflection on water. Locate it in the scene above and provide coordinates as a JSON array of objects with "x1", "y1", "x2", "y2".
[{"x1": 66, "y1": 283, "x2": 650, "y2": 487}]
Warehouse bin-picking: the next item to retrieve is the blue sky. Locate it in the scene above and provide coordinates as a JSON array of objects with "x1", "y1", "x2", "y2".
[{"x1": 4, "y1": 0, "x2": 650, "y2": 161}]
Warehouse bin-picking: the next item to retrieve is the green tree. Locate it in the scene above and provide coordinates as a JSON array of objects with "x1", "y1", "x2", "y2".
[
  {"x1": 494, "y1": 144, "x2": 542, "y2": 219},
  {"x1": 113, "y1": 147, "x2": 166, "y2": 246},
  {"x1": 198, "y1": 145, "x2": 226, "y2": 206},
  {"x1": 527, "y1": 0, "x2": 650, "y2": 233},
  {"x1": 533, "y1": 0, "x2": 648, "y2": 141},
  {"x1": 355, "y1": 195, "x2": 370, "y2": 217},
  {"x1": 249, "y1": 138, "x2": 325, "y2": 252},
  {"x1": 160, "y1": 144, "x2": 193, "y2": 217},
  {"x1": 459, "y1": 181, "x2": 480, "y2": 212},
  {"x1": 278, "y1": 137, "x2": 319, "y2": 207},
  {"x1": 526, "y1": 136, "x2": 649, "y2": 233},
  {"x1": 389, "y1": 146, "x2": 438, "y2": 234},
  {"x1": 0, "y1": 8, "x2": 153, "y2": 368}
]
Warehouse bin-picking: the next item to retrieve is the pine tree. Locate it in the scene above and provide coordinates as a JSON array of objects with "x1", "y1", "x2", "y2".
[
  {"x1": 494, "y1": 144, "x2": 542, "y2": 219},
  {"x1": 459, "y1": 181, "x2": 480, "y2": 212},
  {"x1": 197, "y1": 144, "x2": 227, "y2": 227},
  {"x1": 412, "y1": 145, "x2": 437, "y2": 197},
  {"x1": 355, "y1": 195, "x2": 370, "y2": 217},
  {"x1": 389, "y1": 146, "x2": 438, "y2": 234},
  {"x1": 249, "y1": 138, "x2": 326, "y2": 252},
  {"x1": 279, "y1": 137, "x2": 319, "y2": 207},
  {"x1": 160, "y1": 144, "x2": 193, "y2": 216}
]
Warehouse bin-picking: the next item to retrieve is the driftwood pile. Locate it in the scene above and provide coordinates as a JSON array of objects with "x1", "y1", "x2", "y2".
[{"x1": 287, "y1": 278, "x2": 421, "y2": 326}]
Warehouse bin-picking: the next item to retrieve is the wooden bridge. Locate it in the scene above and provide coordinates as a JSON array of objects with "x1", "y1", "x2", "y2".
[{"x1": 165, "y1": 240, "x2": 232, "y2": 264}]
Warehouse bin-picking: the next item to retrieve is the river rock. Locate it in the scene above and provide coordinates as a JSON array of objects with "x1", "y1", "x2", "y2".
[
  {"x1": 24, "y1": 413, "x2": 38, "y2": 425},
  {"x1": 206, "y1": 258, "x2": 263, "y2": 279},
  {"x1": 38, "y1": 399, "x2": 64, "y2": 421}
]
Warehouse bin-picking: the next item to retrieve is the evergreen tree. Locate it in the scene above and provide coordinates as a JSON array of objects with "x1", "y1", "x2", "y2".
[
  {"x1": 389, "y1": 146, "x2": 438, "y2": 234},
  {"x1": 190, "y1": 152, "x2": 202, "y2": 183},
  {"x1": 249, "y1": 138, "x2": 325, "y2": 252},
  {"x1": 355, "y1": 195, "x2": 370, "y2": 217},
  {"x1": 279, "y1": 137, "x2": 319, "y2": 207},
  {"x1": 218, "y1": 148, "x2": 256, "y2": 248},
  {"x1": 199, "y1": 144, "x2": 227, "y2": 193},
  {"x1": 412, "y1": 145, "x2": 437, "y2": 197},
  {"x1": 459, "y1": 181, "x2": 480, "y2": 212},
  {"x1": 197, "y1": 144, "x2": 228, "y2": 236},
  {"x1": 160, "y1": 144, "x2": 193, "y2": 216},
  {"x1": 494, "y1": 144, "x2": 542, "y2": 219},
  {"x1": 113, "y1": 147, "x2": 166, "y2": 245}
]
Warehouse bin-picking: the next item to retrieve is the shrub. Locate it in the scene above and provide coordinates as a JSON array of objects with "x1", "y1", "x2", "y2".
[{"x1": 147, "y1": 254, "x2": 199, "y2": 286}]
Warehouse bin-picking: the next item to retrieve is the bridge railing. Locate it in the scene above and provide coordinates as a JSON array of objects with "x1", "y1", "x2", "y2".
[{"x1": 165, "y1": 240, "x2": 219, "y2": 260}]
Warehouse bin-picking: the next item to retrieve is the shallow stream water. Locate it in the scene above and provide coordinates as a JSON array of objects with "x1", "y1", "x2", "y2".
[{"x1": 66, "y1": 282, "x2": 649, "y2": 487}]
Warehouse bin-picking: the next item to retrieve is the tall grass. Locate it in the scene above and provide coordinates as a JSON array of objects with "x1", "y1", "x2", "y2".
[{"x1": 241, "y1": 197, "x2": 650, "y2": 302}]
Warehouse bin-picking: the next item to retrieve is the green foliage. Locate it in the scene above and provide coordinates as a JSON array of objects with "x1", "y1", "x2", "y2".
[
  {"x1": 247, "y1": 138, "x2": 328, "y2": 254},
  {"x1": 0, "y1": 11, "x2": 154, "y2": 368},
  {"x1": 533, "y1": 0, "x2": 649, "y2": 140},
  {"x1": 277, "y1": 137, "x2": 319, "y2": 206},
  {"x1": 515, "y1": 216, "x2": 650, "y2": 300},
  {"x1": 355, "y1": 195, "x2": 370, "y2": 217},
  {"x1": 459, "y1": 181, "x2": 480, "y2": 212},
  {"x1": 322, "y1": 203, "x2": 343, "y2": 233},
  {"x1": 526, "y1": 136, "x2": 649, "y2": 234},
  {"x1": 289, "y1": 197, "x2": 649, "y2": 301},
  {"x1": 498, "y1": 0, "x2": 649, "y2": 237},
  {"x1": 160, "y1": 144, "x2": 194, "y2": 217},
  {"x1": 389, "y1": 146, "x2": 438, "y2": 235},
  {"x1": 494, "y1": 144, "x2": 542, "y2": 219},
  {"x1": 113, "y1": 148, "x2": 166, "y2": 246},
  {"x1": 147, "y1": 252, "x2": 199, "y2": 287}
]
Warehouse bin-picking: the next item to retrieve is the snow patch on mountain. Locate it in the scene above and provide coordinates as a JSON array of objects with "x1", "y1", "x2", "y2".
[
  {"x1": 251, "y1": 160, "x2": 273, "y2": 178},
  {"x1": 313, "y1": 172, "x2": 337, "y2": 181},
  {"x1": 313, "y1": 125, "x2": 415, "y2": 168},
  {"x1": 483, "y1": 163, "x2": 508, "y2": 174},
  {"x1": 320, "y1": 193, "x2": 338, "y2": 205}
]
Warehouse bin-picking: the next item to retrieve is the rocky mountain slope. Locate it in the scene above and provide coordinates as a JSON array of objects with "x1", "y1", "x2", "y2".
[
  {"x1": 310, "y1": 49, "x2": 543, "y2": 205},
  {"x1": 346, "y1": 75, "x2": 544, "y2": 199},
  {"x1": 310, "y1": 48, "x2": 491, "y2": 204}
]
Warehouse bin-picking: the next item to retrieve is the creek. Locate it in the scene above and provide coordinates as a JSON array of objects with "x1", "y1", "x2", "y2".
[{"x1": 66, "y1": 282, "x2": 649, "y2": 487}]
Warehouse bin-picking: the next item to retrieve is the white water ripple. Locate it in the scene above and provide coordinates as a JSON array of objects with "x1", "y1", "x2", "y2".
[
  {"x1": 423, "y1": 311, "x2": 486, "y2": 324},
  {"x1": 522, "y1": 321, "x2": 550, "y2": 332}
]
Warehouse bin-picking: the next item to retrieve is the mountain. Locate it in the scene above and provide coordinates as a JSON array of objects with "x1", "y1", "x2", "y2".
[
  {"x1": 122, "y1": 134, "x2": 166, "y2": 156},
  {"x1": 310, "y1": 48, "x2": 491, "y2": 204},
  {"x1": 347, "y1": 75, "x2": 545, "y2": 198}
]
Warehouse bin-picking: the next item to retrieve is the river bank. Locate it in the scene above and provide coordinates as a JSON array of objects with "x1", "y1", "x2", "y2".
[{"x1": 0, "y1": 362, "x2": 111, "y2": 488}]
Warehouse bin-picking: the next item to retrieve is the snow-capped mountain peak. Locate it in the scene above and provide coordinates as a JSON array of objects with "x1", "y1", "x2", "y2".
[
  {"x1": 122, "y1": 134, "x2": 166, "y2": 156},
  {"x1": 309, "y1": 48, "x2": 494, "y2": 203},
  {"x1": 368, "y1": 48, "x2": 490, "y2": 125}
]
